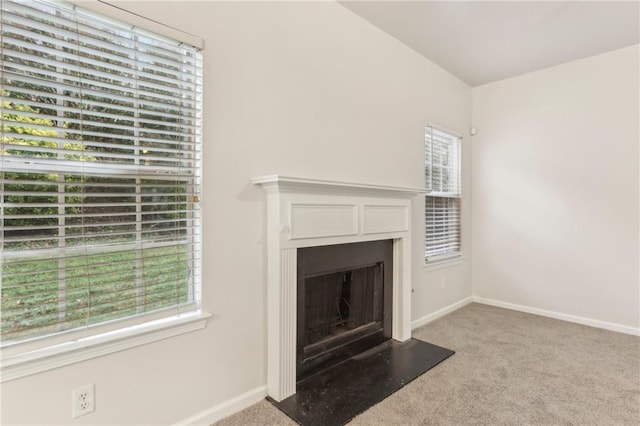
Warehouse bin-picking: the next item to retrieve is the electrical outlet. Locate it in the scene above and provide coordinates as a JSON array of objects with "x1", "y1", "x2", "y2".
[
  {"x1": 72, "y1": 384, "x2": 95, "y2": 418},
  {"x1": 440, "y1": 277, "x2": 446, "y2": 289}
]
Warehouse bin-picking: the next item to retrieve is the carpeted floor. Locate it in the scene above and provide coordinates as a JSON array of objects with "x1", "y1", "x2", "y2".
[{"x1": 215, "y1": 303, "x2": 640, "y2": 425}]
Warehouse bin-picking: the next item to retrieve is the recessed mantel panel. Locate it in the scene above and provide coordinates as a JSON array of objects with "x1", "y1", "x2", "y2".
[
  {"x1": 363, "y1": 205, "x2": 409, "y2": 235},
  {"x1": 290, "y1": 204, "x2": 358, "y2": 240}
]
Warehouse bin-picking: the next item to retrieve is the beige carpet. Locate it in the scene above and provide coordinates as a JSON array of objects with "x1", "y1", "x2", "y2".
[{"x1": 215, "y1": 303, "x2": 640, "y2": 425}]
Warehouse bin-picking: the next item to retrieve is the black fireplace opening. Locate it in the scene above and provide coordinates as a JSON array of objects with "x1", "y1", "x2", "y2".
[{"x1": 297, "y1": 240, "x2": 393, "y2": 381}]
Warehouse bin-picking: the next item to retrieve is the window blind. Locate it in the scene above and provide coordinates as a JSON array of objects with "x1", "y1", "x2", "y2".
[
  {"x1": 1, "y1": 0, "x2": 203, "y2": 348},
  {"x1": 425, "y1": 126, "x2": 461, "y2": 260}
]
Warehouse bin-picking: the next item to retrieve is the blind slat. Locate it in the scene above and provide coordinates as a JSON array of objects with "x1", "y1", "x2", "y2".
[
  {"x1": 4, "y1": 5, "x2": 200, "y2": 68},
  {"x1": 4, "y1": 81, "x2": 203, "y2": 123},
  {"x1": 2, "y1": 71, "x2": 202, "y2": 113}
]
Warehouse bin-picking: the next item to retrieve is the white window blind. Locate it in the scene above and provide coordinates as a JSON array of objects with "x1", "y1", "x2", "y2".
[
  {"x1": 1, "y1": 0, "x2": 203, "y2": 350},
  {"x1": 425, "y1": 126, "x2": 461, "y2": 260}
]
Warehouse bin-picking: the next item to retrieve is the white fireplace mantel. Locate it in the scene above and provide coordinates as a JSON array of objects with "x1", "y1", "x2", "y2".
[
  {"x1": 252, "y1": 175, "x2": 426, "y2": 197},
  {"x1": 253, "y1": 175, "x2": 425, "y2": 401}
]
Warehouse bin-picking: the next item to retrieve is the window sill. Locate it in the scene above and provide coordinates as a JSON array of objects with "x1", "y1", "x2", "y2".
[
  {"x1": 1, "y1": 311, "x2": 211, "y2": 383},
  {"x1": 423, "y1": 255, "x2": 466, "y2": 272}
]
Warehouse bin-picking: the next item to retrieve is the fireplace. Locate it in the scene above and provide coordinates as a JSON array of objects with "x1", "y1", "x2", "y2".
[
  {"x1": 297, "y1": 240, "x2": 393, "y2": 379},
  {"x1": 253, "y1": 175, "x2": 424, "y2": 401}
]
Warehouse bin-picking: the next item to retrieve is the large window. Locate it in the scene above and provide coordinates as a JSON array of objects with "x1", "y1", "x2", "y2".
[
  {"x1": 1, "y1": 0, "x2": 203, "y2": 352},
  {"x1": 425, "y1": 126, "x2": 461, "y2": 261}
]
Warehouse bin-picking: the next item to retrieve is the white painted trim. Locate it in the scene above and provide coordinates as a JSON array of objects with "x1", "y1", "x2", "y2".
[
  {"x1": 174, "y1": 385, "x2": 268, "y2": 426},
  {"x1": 393, "y1": 238, "x2": 412, "y2": 341},
  {"x1": 426, "y1": 123, "x2": 464, "y2": 139},
  {"x1": 423, "y1": 255, "x2": 466, "y2": 272},
  {"x1": 252, "y1": 175, "x2": 426, "y2": 197},
  {"x1": 473, "y1": 297, "x2": 640, "y2": 336},
  {"x1": 411, "y1": 297, "x2": 473, "y2": 330},
  {"x1": 1, "y1": 312, "x2": 211, "y2": 382}
]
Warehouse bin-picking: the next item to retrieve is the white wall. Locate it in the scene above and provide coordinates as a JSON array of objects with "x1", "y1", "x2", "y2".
[
  {"x1": 0, "y1": 2, "x2": 471, "y2": 424},
  {"x1": 472, "y1": 45, "x2": 640, "y2": 332}
]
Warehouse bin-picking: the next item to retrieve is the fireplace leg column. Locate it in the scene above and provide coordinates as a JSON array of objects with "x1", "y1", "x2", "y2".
[
  {"x1": 268, "y1": 247, "x2": 297, "y2": 401},
  {"x1": 392, "y1": 238, "x2": 411, "y2": 341}
]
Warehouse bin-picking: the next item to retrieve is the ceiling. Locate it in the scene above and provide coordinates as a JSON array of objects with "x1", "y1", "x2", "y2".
[{"x1": 340, "y1": 1, "x2": 640, "y2": 86}]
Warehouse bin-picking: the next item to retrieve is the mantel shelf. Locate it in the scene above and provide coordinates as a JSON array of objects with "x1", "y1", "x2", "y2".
[{"x1": 252, "y1": 175, "x2": 426, "y2": 197}]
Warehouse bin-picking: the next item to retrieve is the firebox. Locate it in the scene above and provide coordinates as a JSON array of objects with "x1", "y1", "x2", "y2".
[{"x1": 296, "y1": 240, "x2": 393, "y2": 380}]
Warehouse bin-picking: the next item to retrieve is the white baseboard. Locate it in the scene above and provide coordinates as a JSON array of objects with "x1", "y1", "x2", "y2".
[
  {"x1": 473, "y1": 296, "x2": 640, "y2": 336},
  {"x1": 174, "y1": 385, "x2": 268, "y2": 426},
  {"x1": 412, "y1": 296, "x2": 473, "y2": 330},
  {"x1": 174, "y1": 295, "x2": 638, "y2": 426}
]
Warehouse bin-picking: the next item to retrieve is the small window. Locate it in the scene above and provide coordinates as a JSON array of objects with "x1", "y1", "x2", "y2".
[
  {"x1": 1, "y1": 0, "x2": 203, "y2": 352},
  {"x1": 424, "y1": 126, "x2": 461, "y2": 261}
]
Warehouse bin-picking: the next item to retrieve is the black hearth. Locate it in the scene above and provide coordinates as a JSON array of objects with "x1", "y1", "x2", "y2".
[
  {"x1": 270, "y1": 339, "x2": 455, "y2": 426},
  {"x1": 296, "y1": 240, "x2": 393, "y2": 380}
]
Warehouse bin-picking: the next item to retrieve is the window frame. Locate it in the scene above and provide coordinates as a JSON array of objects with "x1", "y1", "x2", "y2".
[
  {"x1": 424, "y1": 124, "x2": 463, "y2": 265},
  {"x1": 0, "y1": 0, "x2": 208, "y2": 381}
]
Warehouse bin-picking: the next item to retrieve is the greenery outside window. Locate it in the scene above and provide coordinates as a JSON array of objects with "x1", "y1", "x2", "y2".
[
  {"x1": 1, "y1": 0, "x2": 203, "y2": 354},
  {"x1": 425, "y1": 125, "x2": 461, "y2": 262}
]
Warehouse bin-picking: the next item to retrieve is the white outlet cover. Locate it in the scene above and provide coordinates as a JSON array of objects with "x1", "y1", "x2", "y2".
[{"x1": 72, "y1": 384, "x2": 95, "y2": 418}]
